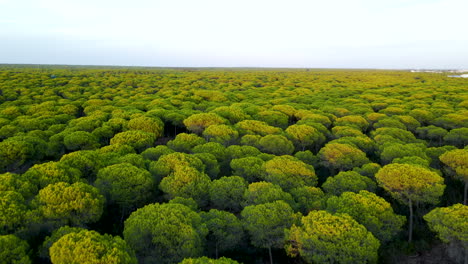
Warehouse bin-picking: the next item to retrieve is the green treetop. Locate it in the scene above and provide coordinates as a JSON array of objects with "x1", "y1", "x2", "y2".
[
  {"x1": 0, "y1": 234, "x2": 31, "y2": 264},
  {"x1": 123, "y1": 203, "x2": 208, "y2": 264},
  {"x1": 201, "y1": 209, "x2": 244, "y2": 258},
  {"x1": 33, "y1": 182, "x2": 104, "y2": 226},
  {"x1": 439, "y1": 149, "x2": 468, "y2": 204},
  {"x1": 286, "y1": 210, "x2": 380, "y2": 264},
  {"x1": 262, "y1": 155, "x2": 317, "y2": 191},
  {"x1": 326, "y1": 190, "x2": 406, "y2": 243},
  {"x1": 375, "y1": 163, "x2": 445, "y2": 242},
  {"x1": 241, "y1": 200, "x2": 300, "y2": 264},
  {"x1": 49, "y1": 230, "x2": 137, "y2": 264}
]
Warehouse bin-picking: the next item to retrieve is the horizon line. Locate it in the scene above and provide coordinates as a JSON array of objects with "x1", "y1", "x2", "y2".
[{"x1": 1, "y1": 63, "x2": 467, "y2": 71}]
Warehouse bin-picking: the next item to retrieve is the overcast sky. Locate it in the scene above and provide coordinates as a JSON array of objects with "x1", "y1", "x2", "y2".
[{"x1": 1, "y1": 0, "x2": 467, "y2": 68}]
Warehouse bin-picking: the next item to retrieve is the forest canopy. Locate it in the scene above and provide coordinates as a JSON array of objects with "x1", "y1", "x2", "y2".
[{"x1": 0, "y1": 66, "x2": 467, "y2": 263}]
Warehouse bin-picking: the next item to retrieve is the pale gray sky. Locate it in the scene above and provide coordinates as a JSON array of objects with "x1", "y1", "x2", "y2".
[{"x1": 1, "y1": 0, "x2": 467, "y2": 68}]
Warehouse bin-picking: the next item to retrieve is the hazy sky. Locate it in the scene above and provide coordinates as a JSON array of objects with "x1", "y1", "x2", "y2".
[{"x1": 1, "y1": 0, "x2": 467, "y2": 68}]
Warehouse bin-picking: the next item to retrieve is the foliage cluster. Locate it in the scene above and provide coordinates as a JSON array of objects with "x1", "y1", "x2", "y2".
[{"x1": 0, "y1": 66, "x2": 467, "y2": 263}]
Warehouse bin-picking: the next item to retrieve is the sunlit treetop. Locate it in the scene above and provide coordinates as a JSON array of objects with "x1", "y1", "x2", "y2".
[
  {"x1": 286, "y1": 210, "x2": 380, "y2": 264},
  {"x1": 424, "y1": 204, "x2": 468, "y2": 245},
  {"x1": 375, "y1": 163, "x2": 445, "y2": 205},
  {"x1": 318, "y1": 143, "x2": 370, "y2": 171},
  {"x1": 49, "y1": 229, "x2": 137, "y2": 264},
  {"x1": 183, "y1": 113, "x2": 226, "y2": 135},
  {"x1": 262, "y1": 155, "x2": 317, "y2": 191}
]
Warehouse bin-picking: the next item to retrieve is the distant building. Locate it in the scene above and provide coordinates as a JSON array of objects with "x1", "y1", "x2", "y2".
[{"x1": 448, "y1": 74, "x2": 468, "y2": 78}]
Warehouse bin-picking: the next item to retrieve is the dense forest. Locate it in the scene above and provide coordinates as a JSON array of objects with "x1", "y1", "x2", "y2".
[{"x1": 0, "y1": 65, "x2": 466, "y2": 264}]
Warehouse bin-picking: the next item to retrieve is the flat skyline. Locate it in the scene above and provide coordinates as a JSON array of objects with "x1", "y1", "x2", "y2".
[{"x1": 1, "y1": 0, "x2": 468, "y2": 69}]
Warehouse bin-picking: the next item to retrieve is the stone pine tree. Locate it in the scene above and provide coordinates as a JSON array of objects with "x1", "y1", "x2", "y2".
[
  {"x1": 95, "y1": 163, "x2": 154, "y2": 219},
  {"x1": 123, "y1": 203, "x2": 208, "y2": 264},
  {"x1": 326, "y1": 191, "x2": 406, "y2": 243},
  {"x1": 183, "y1": 113, "x2": 225, "y2": 135},
  {"x1": 241, "y1": 201, "x2": 299, "y2": 264},
  {"x1": 285, "y1": 210, "x2": 380, "y2": 264},
  {"x1": 33, "y1": 182, "x2": 104, "y2": 227},
  {"x1": 424, "y1": 204, "x2": 468, "y2": 264},
  {"x1": 439, "y1": 149, "x2": 468, "y2": 205},
  {"x1": 201, "y1": 209, "x2": 244, "y2": 258},
  {"x1": 285, "y1": 124, "x2": 324, "y2": 151},
  {"x1": 375, "y1": 163, "x2": 445, "y2": 242},
  {"x1": 0, "y1": 234, "x2": 32, "y2": 264},
  {"x1": 318, "y1": 143, "x2": 370, "y2": 172},
  {"x1": 49, "y1": 230, "x2": 137, "y2": 264}
]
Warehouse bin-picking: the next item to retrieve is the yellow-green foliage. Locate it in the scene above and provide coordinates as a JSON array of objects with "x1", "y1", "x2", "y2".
[
  {"x1": 1, "y1": 67, "x2": 467, "y2": 263},
  {"x1": 167, "y1": 133, "x2": 206, "y2": 153},
  {"x1": 326, "y1": 191, "x2": 406, "y2": 242},
  {"x1": 334, "y1": 115, "x2": 369, "y2": 131},
  {"x1": 243, "y1": 181, "x2": 296, "y2": 208},
  {"x1": 258, "y1": 134, "x2": 294, "y2": 155},
  {"x1": 0, "y1": 234, "x2": 31, "y2": 264},
  {"x1": 322, "y1": 171, "x2": 376, "y2": 196},
  {"x1": 159, "y1": 166, "x2": 211, "y2": 206},
  {"x1": 286, "y1": 210, "x2": 380, "y2": 264},
  {"x1": 0, "y1": 172, "x2": 37, "y2": 199},
  {"x1": 299, "y1": 113, "x2": 332, "y2": 128},
  {"x1": 440, "y1": 149, "x2": 468, "y2": 182},
  {"x1": 200, "y1": 209, "x2": 244, "y2": 255},
  {"x1": 203, "y1": 125, "x2": 239, "y2": 146},
  {"x1": 285, "y1": 124, "x2": 322, "y2": 150},
  {"x1": 127, "y1": 116, "x2": 164, "y2": 138},
  {"x1": 183, "y1": 113, "x2": 226, "y2": 134},
  {"x1": 50, "y1": 230, "x2": 137, "y2": 264},
  {"x1": 424, "y1": 204, "x2": 468, "y2": 245},
  {"x1": 34, "y1": 182, "x2": 104, "y2": 226},
  {"x1": 110, "y1": 130, "x2": 155, "y2": 152},
  {"x1": 0, "y1": 191, "x2": 28, "y2": 234},
  {"x1": 95, "y1": 163, "x2": 154, "y2": 209},
  {"x1": 262, "y1": 155, "x2": 317, "y2": 190},
  {"x1": 241, "y1": 201, "x2": 299, "y2": 250},
  {"x1": 235, "y1": 120, "x2": 281, "y2": 136},
  {"x1": 318, "y1": 143, "x2": 370, "y2": 171},
  {"x1": 290, "y1": 186, "x2": 325, "y2": 213},
  {"x1": 209, "y1": 176, "x2": 247, "y2": 212},
  {"x1": 150, "y1": 152, "x2": 205, "y2": 178},
  {"x1": 23, "y1": 161, "x2": 82, "y2": 189},
  {"x1": 375, "y1": 163, "x2": 445, "y2": 205},
  {"x1": 123, "y1": 203, "x2": 208, "y2": 264},
  {"x1": 230, "y1": 156, "x2": 265, "y2": 182}
]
